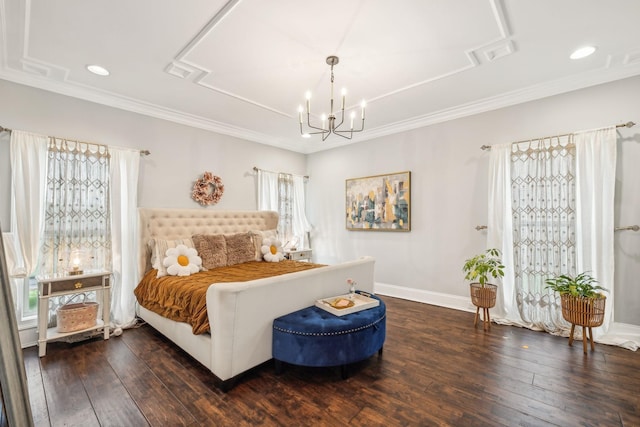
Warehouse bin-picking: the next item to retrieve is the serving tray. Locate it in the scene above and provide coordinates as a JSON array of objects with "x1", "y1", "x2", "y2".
[{"x1": 315, "y1": 292, "x2": 380, "y2": 316}]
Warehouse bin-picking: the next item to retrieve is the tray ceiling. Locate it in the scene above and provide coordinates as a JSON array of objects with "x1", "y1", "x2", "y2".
[{"x1": 1, "y1": 0, "x2": 640, "y2": 153}]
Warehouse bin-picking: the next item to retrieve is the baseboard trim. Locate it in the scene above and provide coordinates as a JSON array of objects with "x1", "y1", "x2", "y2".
[
  {"x1": 373, "y1": 282, "x2": 640, "y2": 349},
  {"x1": 374, "y1": 282, "x2": 476, "y2": 313},
  {"x1": 19, "y1": 326, "x2": 37, "y2": 349}
]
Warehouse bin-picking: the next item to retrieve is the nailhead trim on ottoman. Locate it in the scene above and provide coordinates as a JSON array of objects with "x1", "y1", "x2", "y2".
[{"x1": 272, "y1": 292, "x2": 386, "y2": 376}]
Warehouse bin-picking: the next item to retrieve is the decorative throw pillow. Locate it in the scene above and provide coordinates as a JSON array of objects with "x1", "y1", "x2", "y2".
[
  {"x1": 261, "y1": 237, "x2": 285, "y2": 262},
  {"x1": 250, "y1": 229, "x2": 278, "y2": 261},
  {"x1": 192, "y1": 234, "x2": 227, "y2": 270},
  {"x1": 162, "y1": 244, "x2": 202, "y2": 276},
  {"x1": 225, "y1": 233, "x2": 257, "y2": 266},
  {"x1": 149, "y1": 238, "x2": 196, "y2": 277}
]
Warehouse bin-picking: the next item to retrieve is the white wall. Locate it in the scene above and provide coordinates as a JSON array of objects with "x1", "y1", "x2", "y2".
[
  {"x1": 1, "y1": 76, "x2": 638, "y2": 327},
  {"x1": 307, "y1": 75, "x2": 640, "y2": 326},
  {"x1": 0, "y1": 79, "x2": 307, "y2": 219}
]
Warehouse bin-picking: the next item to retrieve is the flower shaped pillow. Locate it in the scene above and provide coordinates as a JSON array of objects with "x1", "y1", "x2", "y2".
[
  {"x1": 162, "y1": 244, "x2": 202, "y2": 276},
  {"x1": 261, "y1": 237, "x2": 285, "y2": 262}
]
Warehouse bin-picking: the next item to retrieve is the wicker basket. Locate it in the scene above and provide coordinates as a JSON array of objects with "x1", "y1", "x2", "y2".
[
  {"x1": 560, "y1": 294, "x2": 606, "y2": 327},
  {"x1": 470, "y1": 283, "x2": 497, "y2": 308},
  {"x1": 56, "y1": 300, "x2": 99, "y2": 333}
]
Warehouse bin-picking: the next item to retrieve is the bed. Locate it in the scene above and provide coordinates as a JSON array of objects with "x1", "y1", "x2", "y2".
[{"x1": 135, "y1": 208, "x2": 375, "y2": 390}]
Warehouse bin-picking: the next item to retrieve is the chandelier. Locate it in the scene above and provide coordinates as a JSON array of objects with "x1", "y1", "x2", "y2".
[{"x1": 298, "y1": 56, "x2": 366, "y2": 141}]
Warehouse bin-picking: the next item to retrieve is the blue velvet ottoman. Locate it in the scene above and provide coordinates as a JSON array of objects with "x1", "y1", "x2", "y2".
[{"x1": 272, "y1": 292, "x2": 386, "y2": 378}]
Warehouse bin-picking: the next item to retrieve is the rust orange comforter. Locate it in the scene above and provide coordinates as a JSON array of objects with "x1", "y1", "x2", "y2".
[{"x1": 134, "y1": 260, "x2": 324, "y2": 334}]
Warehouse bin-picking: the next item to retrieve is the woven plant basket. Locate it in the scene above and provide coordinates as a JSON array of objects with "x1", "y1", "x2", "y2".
[
  {"x1": 470, "y1": 283, "x2": 497, "y2": 308},
  {"x1": 56, "y1": 300, "x2": 99, "y2": 333},
  {"x1": 560, "y1": 294, "x2": 606, "y2": 327}
]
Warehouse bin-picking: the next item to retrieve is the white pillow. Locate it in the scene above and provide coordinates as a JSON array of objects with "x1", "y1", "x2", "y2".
[
  {"x1": 261, "y1": 237, "x2": 285, "y2": 263},
  {"x1": 250, "y1": 229, "x2": 278, "y2": 261},
  {"x1": 162, "y1": 244, "x2": 202, "y2": 276},
  {"x1": 149, "y1": 238, "x2": 196, "y2": 277}
]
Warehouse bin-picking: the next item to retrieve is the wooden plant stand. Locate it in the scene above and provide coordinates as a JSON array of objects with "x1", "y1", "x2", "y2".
[
  {"x1": 561, "y1": 294, "x2": 606, "y2": 354},
  {"x1": 470, "y1": 283, "x2": 497, "y2": 331}
]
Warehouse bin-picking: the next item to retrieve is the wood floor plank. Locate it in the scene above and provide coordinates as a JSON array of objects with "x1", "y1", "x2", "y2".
[
  {"x1": 22, "y1": 348, "x2": 50, "y2": 427},
  {"x1": 102, "y1": 338, "x2": 197, "y2": 426},
  {"x1": 38, "y1": 344, "x2": 100, "y2": 427},
  {"x1": 72, "y1": 339, "x2": 150, "y2": 427},
  {"x1": 119, "y1": 330, "x2": 232, "y2": 424},
  {"x1": 23, "y1": 296, "x2": 639, "y2": 426}
]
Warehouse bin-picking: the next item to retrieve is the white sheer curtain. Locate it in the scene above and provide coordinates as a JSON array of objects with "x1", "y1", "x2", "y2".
[
  {"x1": 487, "y1": 143, "x2": 515, "y2": 322},
  {"x1": 574, "y1": 127, "x2": 621, "y2": 345},
  {"x1": 9, "y1": 131, "x2": 48, "y2": 279},
  {"x1": 39, "y1": 139, "x2": 111, "y2": 275},
  {"x1": 109, "y1": 147, "x2": 140, "y2": 328},
  {"x1": 257, "y1": 170, "x2": 278, "y2": 211},
  {"x1": 278, "y1": 173, "x2": 294, "y2": 243},
  {"x1": 292, "y1": 175, "x2": 312, "y2": 249},
  {"x1": 488, "y1": 126, "x2": 638, "y2": 350}
]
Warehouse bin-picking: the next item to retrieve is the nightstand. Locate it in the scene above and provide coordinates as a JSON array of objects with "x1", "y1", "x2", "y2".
[
  {"x1": 37, "y1": 271, "x2": 111, "y2": 357},
  {"x1": 284, "y1": 248, "x2": 313, "y2": 262}
]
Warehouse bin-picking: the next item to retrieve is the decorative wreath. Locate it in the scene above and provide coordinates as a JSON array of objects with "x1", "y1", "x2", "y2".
[{"x1": 192, "y1": 171, "x2": 224, "y2": 206}]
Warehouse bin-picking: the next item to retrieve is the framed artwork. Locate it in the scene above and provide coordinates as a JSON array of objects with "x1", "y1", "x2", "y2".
[{"x1": 345, "y1": 171, "x2": 411, "y2": 231}]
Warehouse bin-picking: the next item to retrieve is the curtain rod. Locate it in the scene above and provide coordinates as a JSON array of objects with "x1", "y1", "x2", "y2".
[
  {"x1": 476, "y1": 225, "x2": 639, "y2": 232},
  {"x1": 480, "y1": 121, "x2": 636, "y2": 151},
  {"x1": 0, "y1": 125, "x2": 150, "y2": 156},
  {"x1": 253, "y1": 166, "x2": 309, "y2": 180}
]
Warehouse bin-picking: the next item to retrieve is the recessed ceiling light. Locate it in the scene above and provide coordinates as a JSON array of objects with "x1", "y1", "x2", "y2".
[
  {"x1": 301, "y1": 133, "x2": 311, "y2": 139},
  {"x1": 86, "y1": 64, "x2": 110, "y2": 76},
  {"x1": 570, "y1": 46, "x2": 596, "y2": 60}
]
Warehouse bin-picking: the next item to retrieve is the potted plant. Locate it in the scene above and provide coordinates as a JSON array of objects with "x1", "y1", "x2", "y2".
[
  {"x1": 545, "y1": 272, "x2": 607, "y2": 353},
  {"x1": 462, "y1": 249, "x2": 504, "y2": 329}
]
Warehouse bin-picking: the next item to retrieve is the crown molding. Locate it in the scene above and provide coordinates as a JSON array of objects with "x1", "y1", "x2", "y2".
[
  {"x1": 2, "y1": 58, "x2": 640, "y2": 156},
  {"x1": 334, "y1": 63, "x2": 640, "y2": 151}
]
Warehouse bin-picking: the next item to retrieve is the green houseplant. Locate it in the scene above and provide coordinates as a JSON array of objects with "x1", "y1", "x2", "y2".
[
  {"x1": 545, "y1": 272, "x2": 607, "y2": 353},
  {"x1": 544, "y1": 272, "x2": 606, "y2": 298},
  {"x1": 462, "y1": 249, "x2": 505, "y2": 330},
  {"x1": 462, "y1": 248, "x2": 505, "y2": 287}
]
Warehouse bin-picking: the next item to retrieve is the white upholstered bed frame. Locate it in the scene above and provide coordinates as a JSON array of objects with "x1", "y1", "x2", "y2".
[{"x1": 136, "y1": 208, "x2": 375, "y2": 390}]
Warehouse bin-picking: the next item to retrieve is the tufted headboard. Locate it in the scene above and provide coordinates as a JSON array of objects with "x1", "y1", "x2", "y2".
[{"x1": 137, "y1": 208, "x2": 279, "y2": 281}]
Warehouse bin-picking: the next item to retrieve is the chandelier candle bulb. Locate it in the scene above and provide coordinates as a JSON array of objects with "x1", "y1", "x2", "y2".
[
  {"x1": 298, "y1": 106, "x2": 303, "y2": 124},
  {"x1": 305, "y1": 92, "x2": 311, "y2": 113},
  {"x1": 350, "y1": 111, "x2": 355, "y2": 129},
  {"x1": 361, "y1": 101, "x2": 366, "y2": 119}
]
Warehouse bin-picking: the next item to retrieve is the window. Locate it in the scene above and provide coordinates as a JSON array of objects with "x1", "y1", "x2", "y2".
[
  {"x1": 39, "y1": 139, "x2": 111, "y2": 276},
  {"x1": 257, "y1": 170, "x2": 311, "y2": 249}
]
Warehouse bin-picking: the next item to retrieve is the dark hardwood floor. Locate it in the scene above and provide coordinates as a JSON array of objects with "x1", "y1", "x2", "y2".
[{"x1": 24, "y1": 296, "x2": 640, "y2": 426}]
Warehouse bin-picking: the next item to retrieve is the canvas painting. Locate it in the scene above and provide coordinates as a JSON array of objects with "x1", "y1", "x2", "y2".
[{"x1": 346, "y1": 171, "x2": 410, "y2": 231}]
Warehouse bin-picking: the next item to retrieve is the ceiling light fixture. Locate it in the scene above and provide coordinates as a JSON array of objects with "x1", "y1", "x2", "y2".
[
  {"x1": 298, "y1": 56, "x2": 365, "y2": 141},
  {"x1": 86, "y1": 64, "x2": 110, "y2": 76},
  {"x1": 570, "y1": 46, "x2": 596, "y2": 60}
]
